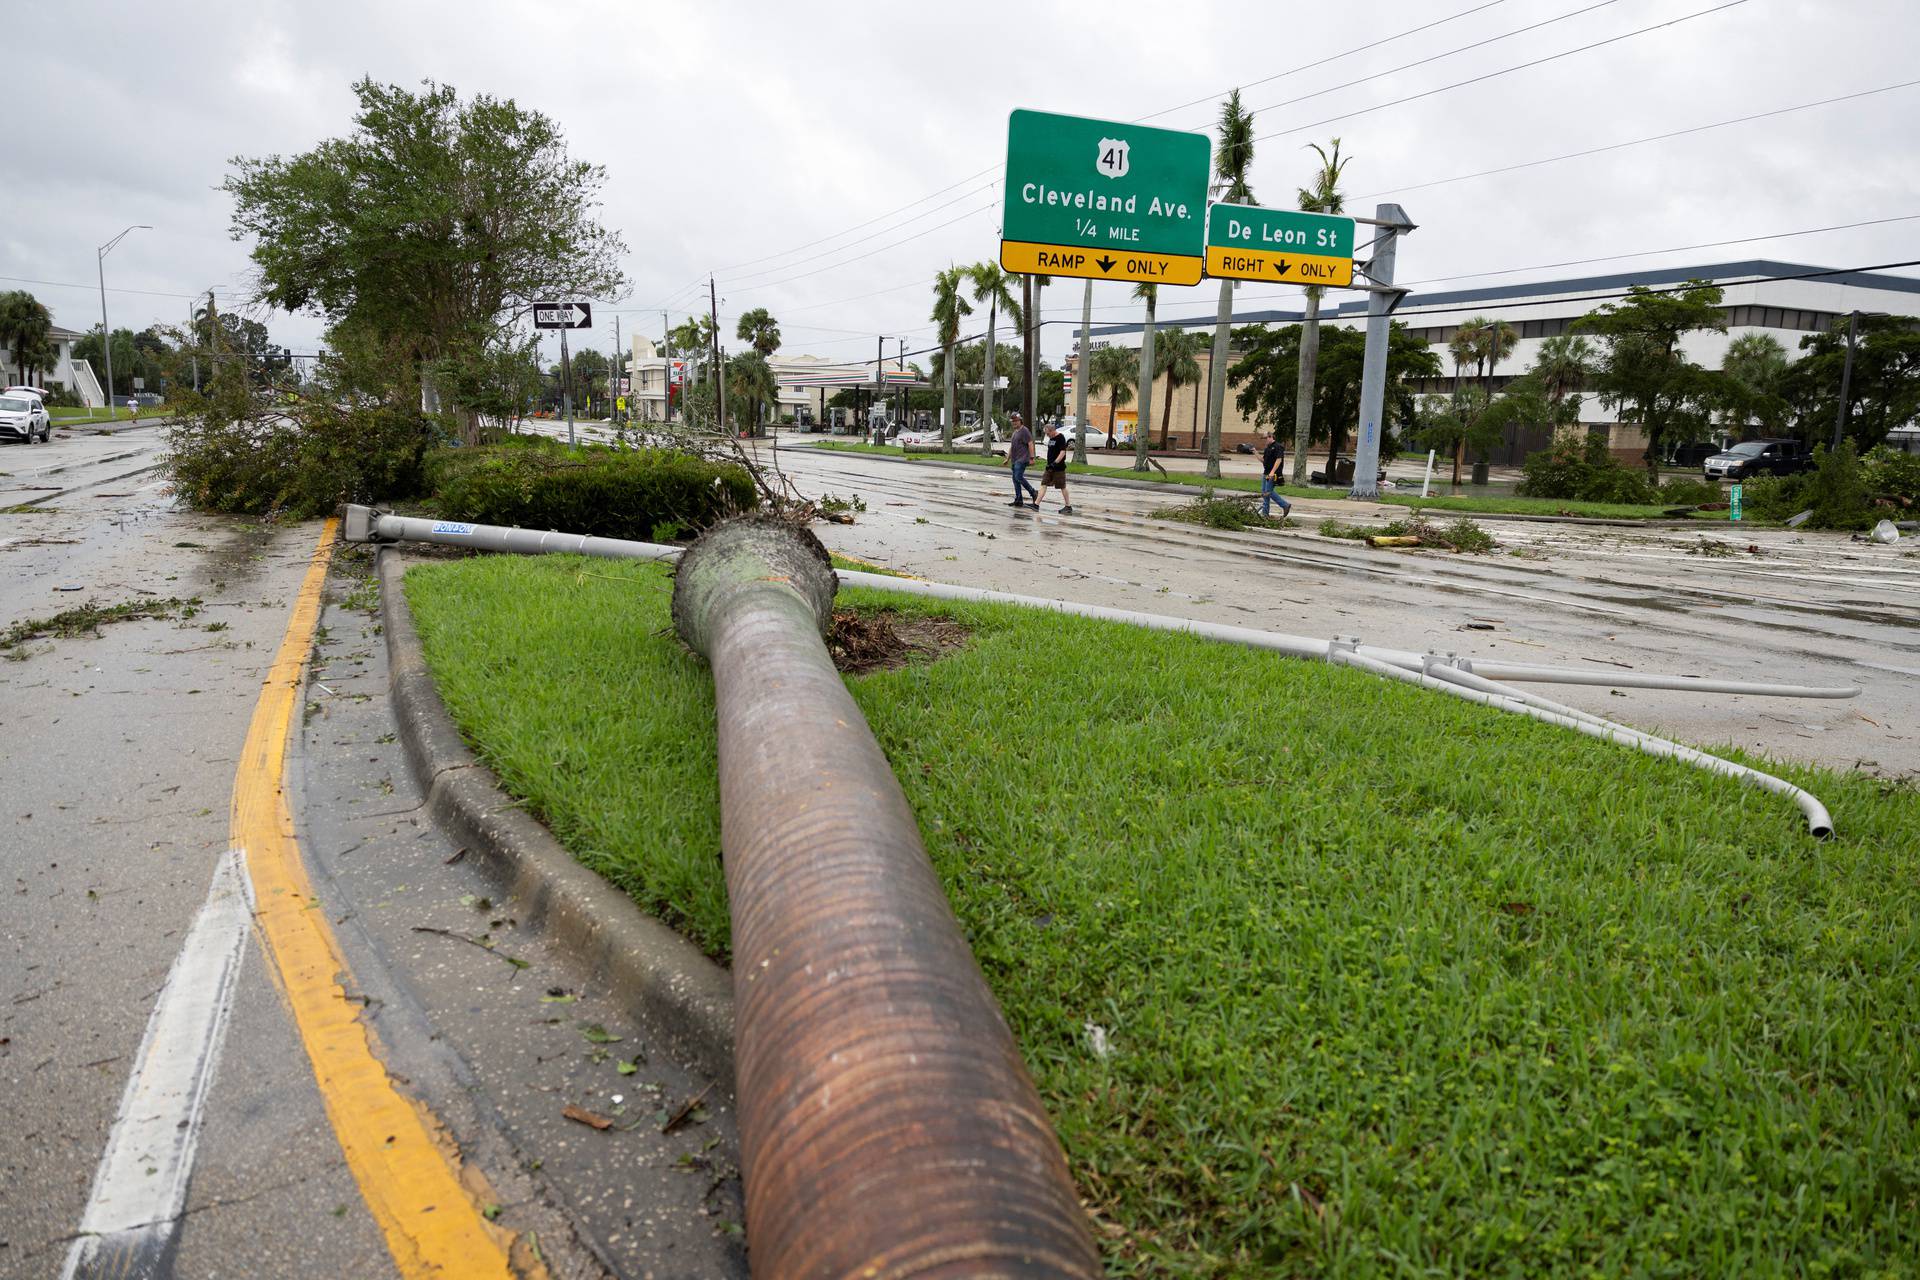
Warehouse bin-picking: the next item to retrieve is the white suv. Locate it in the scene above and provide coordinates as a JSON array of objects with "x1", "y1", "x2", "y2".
[{"x1": 0, "y1": 392, "x2": 52, "y2": 443}]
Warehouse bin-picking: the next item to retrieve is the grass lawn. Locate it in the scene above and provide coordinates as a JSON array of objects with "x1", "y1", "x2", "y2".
[
  {"x1": 407, "y1": 554, "x2": 1920, "y2": 1278},
  {"x1": 50, "y1": 405, "x2": 144, "y2": 423},
  {"x1": 806, "y1": 441, "x2": 1704, "y2": 521}
]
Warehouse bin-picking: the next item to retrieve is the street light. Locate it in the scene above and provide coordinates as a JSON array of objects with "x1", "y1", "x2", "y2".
[{"x1": 97, "y1": 225, "x2": 151, "y2": 414}]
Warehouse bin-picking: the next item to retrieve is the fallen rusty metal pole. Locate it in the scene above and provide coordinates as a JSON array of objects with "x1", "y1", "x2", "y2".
[{"x1": 670, "y1": 517, "x2": 1099, "y2": 1279}]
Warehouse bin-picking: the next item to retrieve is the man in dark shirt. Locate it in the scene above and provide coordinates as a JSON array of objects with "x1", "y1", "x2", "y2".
[
  {"x1": 1259, "y1": 432, "x2": 1292, "y2": 518},
  {"x1": 1031, "y1": 423, "x2": 1074, "y2": 514},
  {"x1": 1007, "y1": 413, "x2": 1038, "y2": 508}
]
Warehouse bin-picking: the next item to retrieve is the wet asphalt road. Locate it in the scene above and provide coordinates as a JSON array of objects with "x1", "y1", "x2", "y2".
[
  {"x1": 0, "y1": 428, "x2": 744, "y2": 1279},
  {"x1": 766, "y1": 437, "x2": 1920, "y2": 777}
]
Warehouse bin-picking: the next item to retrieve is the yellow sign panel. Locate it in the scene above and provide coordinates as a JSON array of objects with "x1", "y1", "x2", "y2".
[
  {"x1": 1002, "y1": 239, "x2": 1203, "y2": 287},
  {"x1": 1205, "y1": 244, "x2": 1353, "y2": 287}
]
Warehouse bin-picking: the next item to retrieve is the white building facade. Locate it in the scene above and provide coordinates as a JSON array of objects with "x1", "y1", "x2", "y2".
[
  {"x1": 1087, "y1": 260, "x2": 1920, "y2": 463},
  {"x1": 626, "y1": 336, "x2": 870, "y2": 425},
  {"x1": 0, "y1": 324, "x2": 104, "y2": 405}
]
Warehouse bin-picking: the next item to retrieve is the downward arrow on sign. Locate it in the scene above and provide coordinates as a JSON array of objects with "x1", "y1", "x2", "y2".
[
  {"x1": 1273, "y1": 261, "x2": 1292, "y2": 276},
  {"x1": 1094, "y1": 255, "x2": 1117, "y2": 273}
]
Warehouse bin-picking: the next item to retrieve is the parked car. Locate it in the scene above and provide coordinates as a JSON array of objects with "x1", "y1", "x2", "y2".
[
  {"x1": 1702, "y1": 439, "x2": 1812, "y2": 481},
  {"x1": 0, "y1": 392, "x2": 53, "y2": 443}
]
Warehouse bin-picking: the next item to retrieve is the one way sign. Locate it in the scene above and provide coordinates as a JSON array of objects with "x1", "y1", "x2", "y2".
[{"x1": 533, "y1": 302, "x2": 592, "y2": 329}]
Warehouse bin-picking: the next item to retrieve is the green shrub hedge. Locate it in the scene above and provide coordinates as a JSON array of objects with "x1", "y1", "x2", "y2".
[
  {"x1": 1518, "y1": 437, "x2": 1659, "y2": 504},
  {"x1": 430, "y1": 441, "x2": 757, "y2": 540}
]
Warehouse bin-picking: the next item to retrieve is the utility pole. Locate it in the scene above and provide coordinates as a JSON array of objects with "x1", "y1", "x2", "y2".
[
  {"x1": 1073, "y1": 279, "x2": 1092, "y2": 465},
  {"x1": 612, "y1": 314, "x2": 622, "y2": 427},
  {"x1": 873, "y1": 335, "x2": 885, "y2": 444},
  {"x1": 188, "y1": 298, "x2": 199, "y2": 392},
  {"x1": 1348, "y1": 203, "x2": 1415, "y2": 501},
  {"x1": 1833, "y1": 309, "x2": 1860, "y2": 452},
  {"x1": 560, "y1": 326, "x2": 576, "y2": 447},
  {"x1": 663, "y1": 309, "x2": 672, "y2": 423},
  {"x1": 897, "y1": 337, "x2": 907, "y2": 432},
  {"x1": 709, "y1": 277, "x2": 725, "y2": 433},
  {"x1": 1022, "y1": 274, "x2": 1035, "y2": 432}
]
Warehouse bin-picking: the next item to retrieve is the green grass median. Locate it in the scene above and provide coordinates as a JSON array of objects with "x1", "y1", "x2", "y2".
[
  {"x1": 806, "y1": 440, "x2": 1701, "y2": 521},
  {"x1": 406, "y1": 553, "x2": 1919, "y2": 1277}
]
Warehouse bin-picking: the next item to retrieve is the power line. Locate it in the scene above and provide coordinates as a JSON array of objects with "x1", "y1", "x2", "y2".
[
  {"x1": 723, "y1": 201, "x2": 1001, "y2": 296},
  {"x1": 1246, "y1": 0, "x2": 1622, "y2": 119},
  {"x1": 1353, "y1": 78, "x2": 1920, "y2": 201},
  {"x1": 718, "y1": 178, "x2": 1000, "y2": 289},
  {"x1": 696, "y1": 3, "x2": 1532, "y2": 284},
  {"x1": 1253, "y1": 0, "x2": 1750, "y2": 143},
  {"x1": 1134, "y1": 0, "x2": 1510, "y2": 123},
  {"x1": 1395, "y1": 214, "x2": 1920, "y2": 289},
  {"x1": 0, "y1": 274, "x2": 250, "y2": 303},
  {"x1": 711, "y1": 167, "x2": 1002, "y2": 275}
]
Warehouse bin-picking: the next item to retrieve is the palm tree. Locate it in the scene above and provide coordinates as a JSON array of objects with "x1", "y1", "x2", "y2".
[
  {"x1": 0, "y1": 291, "x2": 54, "y2": 385},
  {"x1": 1131, "y1": 282, "x2": 1158, "y2": 471},
  {"x1": 968, "y1": 263, "x2": 1020, "y2": 454},
  {"x1": 1445, "y1": 326, "x2": 1480, "y2": 484},
  {"x1": 1204, "y1": 89, "x2": 1255, "y2": 479},
  {"x1": 1721, "y1": 331, "x2": 1789, "y2": 434},
  {"x1": 726, "y1": 350, "x2": 778, "y2": 433},
  {"x1": 1154, "y1": 327, "x2": 1203, "y2": 448},
  {"x1": 1531, "y1": 334, "x2": 1594, "y2": 440},
  {"x1": 1091, "y1": 344, "x2": 1135, "y2": 443},
  {"x1": 930, "y1": 266, "x2": 973, "y2": 449},
  {"x1": 1289, "y1": 138, "x2": 1351, "y2": 484},
  {"x1": 735, "y1": 307, "x2": 781, "y2": 358}
]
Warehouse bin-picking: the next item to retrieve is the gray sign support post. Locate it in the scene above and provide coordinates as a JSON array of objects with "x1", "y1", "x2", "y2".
[{"x1": 1348, "y1": 203, "x2": 1414, "y2": 501}]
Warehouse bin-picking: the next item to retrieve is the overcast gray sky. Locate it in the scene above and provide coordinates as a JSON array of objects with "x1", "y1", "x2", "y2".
[{"x1": 7, "y1": 0, "x2": 1917, "y2": 371}]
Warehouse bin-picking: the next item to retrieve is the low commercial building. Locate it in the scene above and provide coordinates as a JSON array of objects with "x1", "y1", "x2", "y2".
[
  {"x1": 626, "y1": 336, "x2": 875, "y2": 425},
  {"x1": 1078, "y1": 260, "x2": 1920, "y2": 463}
]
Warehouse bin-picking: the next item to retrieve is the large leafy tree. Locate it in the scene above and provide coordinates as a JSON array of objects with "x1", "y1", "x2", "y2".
[
  {"x1": 1779, "y1": 314, "x2": 1920, "y2": 450},
  {"x1": 735, "y1": 307, "x2": 781, "y2": 358},
  {"x1": 967, "y1": 263, "x2": 1020, "y2": 452},
  {"x1": 0, "y1": 291, "x2": 55, "y2": 385},
  {"x1": 1153, "y1": 326, "x2": 1204, "y2": 448},
  {"x1": 225, "y1": 78, "x2": 625, "y2": 438},
  {"x1": 930, "y1": 265, "x2": 972, "y2": 448},
  {"x1": 1203, "y1": 90, "x2": 1255, "y2": 479},
  {"x1": 1573, "y1": 282, "x2": 1727, "y2": 477},
  {"x1": 1232, "y1": 320, "x2": 1438, "y2": 468},
  {"x1": 1289, "y1": 138, "x2": 1351, "y2": 483}
]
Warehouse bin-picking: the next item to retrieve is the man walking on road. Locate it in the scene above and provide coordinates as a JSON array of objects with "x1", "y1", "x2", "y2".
[
  {"x1": 1007, "y1": 412, "x2": 1038, "y2": 509},
  {"x1": 1259, "y1": 431, "x2": 1292, "y2": 519},
  {"x1": 1031, "y1": 422, "x2": 1074, "y2": 515}
]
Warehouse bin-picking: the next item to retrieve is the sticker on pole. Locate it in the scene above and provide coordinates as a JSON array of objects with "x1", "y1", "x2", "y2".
[{"x1": 431, "y1": 521, "x2": 477, "y2": 536}]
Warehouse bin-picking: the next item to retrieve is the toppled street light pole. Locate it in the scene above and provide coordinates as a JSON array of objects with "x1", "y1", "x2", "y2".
[{"x1": 669, "y1": 518, "x2": 1099, "y2": 1278}]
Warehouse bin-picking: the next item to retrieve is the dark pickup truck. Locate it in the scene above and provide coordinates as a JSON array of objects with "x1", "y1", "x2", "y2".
[{"x1": 1702, "y1": 438, "x2": 1812, "y2": 481}]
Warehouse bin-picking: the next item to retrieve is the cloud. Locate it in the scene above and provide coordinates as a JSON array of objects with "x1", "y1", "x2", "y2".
[{"x1": 6, "y1": 0, "x2": 1916, "y2": 367}]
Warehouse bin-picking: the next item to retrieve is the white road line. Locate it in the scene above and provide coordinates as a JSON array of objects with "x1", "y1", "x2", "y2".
[{"x1": 60, "y1": 849, "x2": 254, "y2": 1280}]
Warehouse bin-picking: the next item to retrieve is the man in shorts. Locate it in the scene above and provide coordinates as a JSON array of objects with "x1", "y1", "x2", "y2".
[
  {"x1": 1259, "y1": 431, "x2": 1292, "y2": 518},
  {"x1": 1030, "y1": 422, "x2": 1074, "y2": 514}
]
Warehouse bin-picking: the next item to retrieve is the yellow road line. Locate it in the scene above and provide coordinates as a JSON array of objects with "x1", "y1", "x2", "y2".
[{"x1": 237, "y1": 519, "x2": 521, "y2": 1279}]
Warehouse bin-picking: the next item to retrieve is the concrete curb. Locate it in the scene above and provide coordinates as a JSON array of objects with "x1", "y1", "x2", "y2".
[
  {"x1": 378, "y1": 549, "x2": 736, "y2": 1085},
  {"x1": 790, "y1": 443, "x2": 1711, "y2": 530}
]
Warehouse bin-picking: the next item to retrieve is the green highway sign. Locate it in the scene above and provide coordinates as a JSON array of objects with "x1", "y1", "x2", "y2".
[
  {"x1": 1000, "y1": 109, "x2": 1210, "y2": 286},
  {"x1": 1205, "y1": 203, "x2": 1356, "y2": 286}
]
